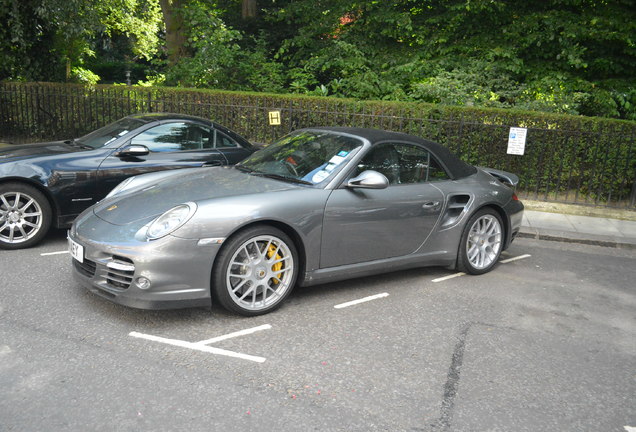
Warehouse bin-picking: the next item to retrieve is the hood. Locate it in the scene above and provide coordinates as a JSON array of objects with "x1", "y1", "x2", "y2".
[
  {"x1": 93, "y1": 166, "x2": 298, "y2": 225},
  {"x1": 0, "y1": 140, "x2": 81, "y2": 162}
]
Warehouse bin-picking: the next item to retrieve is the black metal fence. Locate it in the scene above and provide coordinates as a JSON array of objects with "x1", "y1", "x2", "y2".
[{"x1": 1, "y1": 82, "x2": 635, "y2": 209}]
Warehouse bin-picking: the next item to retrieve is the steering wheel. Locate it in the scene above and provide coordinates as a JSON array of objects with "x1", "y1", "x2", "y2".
[{"x1": 282, "y1": 160, "x2": 299, "y2": 176}]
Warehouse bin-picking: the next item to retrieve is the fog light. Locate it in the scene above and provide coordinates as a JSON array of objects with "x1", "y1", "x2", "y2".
[{"x1": 136, "y1": 277, "x2": 151, "y2": 290}]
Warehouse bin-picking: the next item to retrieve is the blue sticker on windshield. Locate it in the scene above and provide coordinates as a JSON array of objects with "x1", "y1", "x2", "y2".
[{"x1": 337, "y1": 151, "x2": 349, "y2": 157}]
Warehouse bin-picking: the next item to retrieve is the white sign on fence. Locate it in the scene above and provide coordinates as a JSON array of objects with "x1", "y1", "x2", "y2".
[{"x1": 507, "y1": 127, "x2": 527, "y2": 155}]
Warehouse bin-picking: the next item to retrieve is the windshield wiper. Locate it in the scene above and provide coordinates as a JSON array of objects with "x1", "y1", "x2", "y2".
[
  {"x1": 235, "y1": 165, "x2": 255, "y2": 173},
  {"x1": 235, "y1": 165, "x2": 313, "y2": 185},
  {"x1": 252, "y1": 172, "x2": 313, "y2": 185},
  {"x1": 65, "y1": 139, "x2": 93, "y2": 150}
]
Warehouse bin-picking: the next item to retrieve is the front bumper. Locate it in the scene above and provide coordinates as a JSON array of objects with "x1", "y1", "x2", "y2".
[{"x1": 69, "y1": 230, "x2": 221, "y2": 310}]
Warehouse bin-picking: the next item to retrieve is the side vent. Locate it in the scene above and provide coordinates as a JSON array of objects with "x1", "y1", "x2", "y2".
[{"x1": 441, "y1": 194, "x2": 471, "y2": 228}]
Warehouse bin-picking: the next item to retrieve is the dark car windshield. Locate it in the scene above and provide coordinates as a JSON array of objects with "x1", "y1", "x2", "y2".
[
  {"x1": 76, "y1": 118, "x2": 146, "y2": 148},
  {"x1": 237, "y1": 131, "x2": 364, "y2": 186}
]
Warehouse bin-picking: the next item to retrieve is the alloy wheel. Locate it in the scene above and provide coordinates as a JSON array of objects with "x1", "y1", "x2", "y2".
[
  {"x1": 466, "y1": 214, "x2": 502, "y2": 270},
  {"x1": 0, "y1": 191, "x2": 44, "y2": 244},
  {"x1": 226, "y1": 234, "x2": 295, "y2": 312}
]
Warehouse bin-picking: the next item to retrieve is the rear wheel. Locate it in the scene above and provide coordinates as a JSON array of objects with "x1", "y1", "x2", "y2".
[
  {"x1": 0, "y1": 183, "x2": 52, "y2": 250},
  {"x1": 457, "y1": 208, "x2": 503, "y2": 275},
  {"x1": 212, "y1": 226, "x2": 298, "y2": 316}
]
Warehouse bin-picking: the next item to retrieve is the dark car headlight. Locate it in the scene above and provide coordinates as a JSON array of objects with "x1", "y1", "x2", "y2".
[{"x1": 145, "y1": 202, "x2": 197, "y2": 240}]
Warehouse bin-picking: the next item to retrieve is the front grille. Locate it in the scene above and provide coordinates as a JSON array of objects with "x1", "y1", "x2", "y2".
[
  {"x1": 103, "y1": 256, "x2": 135, "y2": 290},
  {"x1": 74, "y1": 258, "x2": 97, "y2": 278},
  {"x1": 73, "y1": 251, "x2": 135, "y2": 291}
]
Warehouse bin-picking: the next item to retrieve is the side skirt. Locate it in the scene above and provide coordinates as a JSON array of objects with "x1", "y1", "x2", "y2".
[{"x1": 299, "y1": 250, "x2": 455, "y2": 287}]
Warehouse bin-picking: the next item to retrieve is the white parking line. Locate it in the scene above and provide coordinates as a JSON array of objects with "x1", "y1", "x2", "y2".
[
  {"x1": 196, "y1": 324, "x2": 271, "y2": 345},
  {"x1": 499, "y1": 253, "x2": 531, "y2": 264},
  {"x1": 334, "y1": 293, "x2": 389, "y2": 309},
  {"x1": 432, "y1": 272, "x2": 466, "y2": 283},
  {"x1": 40, "y1": 250, "x2": 69, "y2": 256},
  {"x1": 129, "y1": 330, "x2": 268, "y2": 363},
  {"x1": 431, "y1": 254, "x2": 532, "y2": 282}
]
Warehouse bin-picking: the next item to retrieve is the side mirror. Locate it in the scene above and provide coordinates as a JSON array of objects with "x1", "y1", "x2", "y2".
[
  {"x1": 116, "y1": 144, "x2": 150, "y2": 157},
  {"x1": 347, "y1": 170, "x2": 389, "y2": 189}
]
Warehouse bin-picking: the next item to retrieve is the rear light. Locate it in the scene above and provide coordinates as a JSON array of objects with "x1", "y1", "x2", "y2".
[{"x1": 512, "y1": 193, "x2": 519, "y2": 201}]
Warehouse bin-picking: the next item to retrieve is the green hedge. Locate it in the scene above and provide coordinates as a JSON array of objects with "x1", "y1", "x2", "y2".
[{"x1": 1, "y1": 82, "x2": 635, "y2": 208}]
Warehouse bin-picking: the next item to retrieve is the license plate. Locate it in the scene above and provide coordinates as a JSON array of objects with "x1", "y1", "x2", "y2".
[{"x1": 68, "y1": 237, "x2": 84, "y2": 263}]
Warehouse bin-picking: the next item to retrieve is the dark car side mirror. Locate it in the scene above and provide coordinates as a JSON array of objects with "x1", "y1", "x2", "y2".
[
  {"x1": 347, "y1": 170, "x2": 389, "y2": 189},
  {"x1": 116, "y1": 144, "x2": 150, "y2": 157}
]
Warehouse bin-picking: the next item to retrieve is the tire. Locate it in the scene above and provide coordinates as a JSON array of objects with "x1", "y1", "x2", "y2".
[
  {"x1": 0, "y1": 183, "x2": 52, "y2": 250},
  {"x1": 457, "y1": 208, "x2": 504, "y2": 275},
  {"x1": 212, "y1": 225, "x2": 298, "y2": 316}
]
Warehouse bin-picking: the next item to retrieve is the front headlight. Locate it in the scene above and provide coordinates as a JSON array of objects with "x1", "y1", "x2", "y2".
[{"x1": 146, "y1": 202, "x2": 197, "y2": 240}]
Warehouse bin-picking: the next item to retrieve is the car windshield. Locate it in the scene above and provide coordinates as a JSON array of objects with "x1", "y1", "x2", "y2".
[
  {"x1": 237, "y1": 130, "x2": 364, "y2": 186},
  {"x1": 76, "y1": 118, "x2": 146, "y2": 148}
]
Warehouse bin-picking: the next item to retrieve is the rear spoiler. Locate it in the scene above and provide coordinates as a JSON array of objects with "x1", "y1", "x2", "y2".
[{"x1": 479, "y1": 167, "x2": 519, "y2": 189}]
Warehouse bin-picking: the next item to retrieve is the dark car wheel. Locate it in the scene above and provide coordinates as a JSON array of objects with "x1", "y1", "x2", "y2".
[
  {"x1": 457, "y1": 208, "x2": 503, "y2": 275},
  {"x1": 212, "y1": 225, "x2": 298, "y2": 316},
  {"x1": 0, "y1": 183, "x2": 52, "y2": 250}
]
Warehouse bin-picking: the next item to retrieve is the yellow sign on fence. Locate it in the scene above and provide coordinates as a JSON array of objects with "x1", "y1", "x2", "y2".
[{"x1": 268, "y1": 110, "x2": 281, "y2": 125}]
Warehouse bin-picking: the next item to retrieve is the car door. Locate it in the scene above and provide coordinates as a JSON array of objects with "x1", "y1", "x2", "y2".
[
  {"x1": 320, "y1": 142, "x2": 446, "y2": 268},
  {"x1": 95, "y1": 121, "x2": 228, "y2": 199}
]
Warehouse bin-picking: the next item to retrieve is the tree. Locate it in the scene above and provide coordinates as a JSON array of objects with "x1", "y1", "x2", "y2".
[
  {"x1": 1, "y1": 0, "x2": 634, "y2": 119},
  {"x1": 218, "y1": 0, "x2": 636, "y2": 118},
  {"x1": 159, "y1": 0, "x2": 190, "y2": 67},
  {"x1": 242, "y1": 0, "x2": 257, "y2": 18},
  {"x1": 0, "y1": 0, "x2": 161, "y2": 82}
]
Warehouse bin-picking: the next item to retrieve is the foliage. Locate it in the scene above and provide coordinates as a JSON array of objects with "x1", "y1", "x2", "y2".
[
  {"x1": 98, "y1": 0, "x2": 162, "y2": 61},
  {"x1": 214, "y1": 0, "x2": 636, "y2": 120},
  {"x1": 163, "y1": 2, "x2": 285, "y2": 92},
  {"x1": 1, "y1": 0, "x2": 635, "y2": 120},
  {"x1": 0, "y1": 0, "x2": 162, "y2": 81},
  {"x1": 70, "y1": 67, "x2": 100, "y2": 85}
]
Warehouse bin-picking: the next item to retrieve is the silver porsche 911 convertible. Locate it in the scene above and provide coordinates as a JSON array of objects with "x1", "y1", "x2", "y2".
[{"x1": 69, "y1": 127, "x2": 524, "y2": 316}]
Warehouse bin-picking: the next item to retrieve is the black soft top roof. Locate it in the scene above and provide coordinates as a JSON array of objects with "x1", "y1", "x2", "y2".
[{"x1": 309, "y1": 126, "x2": 477, "y2": 180}]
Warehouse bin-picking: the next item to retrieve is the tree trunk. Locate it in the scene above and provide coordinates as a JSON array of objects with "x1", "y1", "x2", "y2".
[
  {"x1": 159, "y1": 0, "x2": 190, "y2": 66},
  {"x1": 242, "y1": 0, "x2": 257, "y2": 19}
]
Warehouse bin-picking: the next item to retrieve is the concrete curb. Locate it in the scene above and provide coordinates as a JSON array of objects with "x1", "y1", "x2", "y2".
[{"x1": 518, "y1": 228, "x2": 636, "y2": 250}]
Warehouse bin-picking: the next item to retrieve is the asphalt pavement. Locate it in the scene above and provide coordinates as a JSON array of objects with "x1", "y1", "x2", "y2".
[{"x1": 2, "y1": 229, "x2": 635, "y2": 432}]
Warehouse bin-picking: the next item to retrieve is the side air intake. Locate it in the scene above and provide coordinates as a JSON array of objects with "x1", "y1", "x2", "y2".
[{"x1": 440, "y1": 194, "x2": 471, "y2": 228}]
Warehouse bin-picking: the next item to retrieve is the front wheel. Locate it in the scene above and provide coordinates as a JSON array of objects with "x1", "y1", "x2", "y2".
[
  {"x1": 212, "y1": 226, "x2": 298, "y2": 316},
  {"x1": 0, "y1": 183, "x2": 52, "y2": 250},
  {"x1": 457, "y1": 208, "x2": 503, "y2": 275}
]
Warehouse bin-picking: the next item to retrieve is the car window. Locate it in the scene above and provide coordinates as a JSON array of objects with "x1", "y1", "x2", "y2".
[
  {"x1": 131, "y1": 122, "x2": 212, "y2": 152},
  {"x1": 76, "y1": 118, "x2": 146, "y2": 148},
  {"x1": 355, "y1": 143, "x2": 450, "y2": 184},
  {"x1": 427, "y1": 154, "x2": 450, "y2": 181},
  {"x1": 238, "y1": 130, "x2": 363, "y2": 185},
  {"x1": 215, "y1": 130, "x2": 239, "y2": 148}
]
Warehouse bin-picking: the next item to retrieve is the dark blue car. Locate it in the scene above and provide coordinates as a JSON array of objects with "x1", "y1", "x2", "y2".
[{"x1": 0, "y1": 113, "x2": 255, "y2": 249}]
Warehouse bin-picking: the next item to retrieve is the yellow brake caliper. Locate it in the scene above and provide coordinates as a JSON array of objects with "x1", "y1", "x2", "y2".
[{"x1": 267, "y1": 244, "x2": 283, "y2": 285}]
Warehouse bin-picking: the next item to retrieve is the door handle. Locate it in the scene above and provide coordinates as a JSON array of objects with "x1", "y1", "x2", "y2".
[{"x1": 422, "y1": 201, "x2": 440, "y2": 209}]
